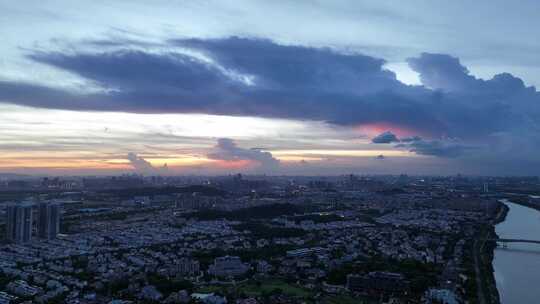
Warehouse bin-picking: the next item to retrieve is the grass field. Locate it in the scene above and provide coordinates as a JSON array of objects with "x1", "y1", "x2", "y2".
[
  {"x1": 195, "y1": 279, "x2": 378, "y2": 303},
  {"x1": 196, "y1": 285, "x2": 226, "y2": 293}
]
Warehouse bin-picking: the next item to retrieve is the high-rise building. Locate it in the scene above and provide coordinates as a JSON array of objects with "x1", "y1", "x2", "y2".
[
  {"x1": 6, "y1": 202, "x2": 33, "y2": 244},
  {"x1": 37, "y1": 202, "x2": 61, "y2": 240}
]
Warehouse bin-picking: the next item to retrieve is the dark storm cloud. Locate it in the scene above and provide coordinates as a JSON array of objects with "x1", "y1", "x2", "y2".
[
  {"x1": 395, "y1": 137, "x2": 471, "y2": 158},
  {"x1": 407, "y1": 53, "x2": 536, "y2": 95},
  {"x1": 373, "y1": 130, "x2": 473, "y2": 158},
  {"x1": 406, "y1": 52, "x2": 540, "y2": 140},
  {"x1": 400, "y1": 136, "x2": 422, "y2": 143},
  {"x1": 0, "y1": 37, "x2": 540, "y2": 159},
  {"x1": 407, "y1": 53, "x2": 475, "y2": 91},
  {"x1": 28, "y1": 50, "x2": 234, "y2": 93},
  {"x1": 371, "y1": 131, "x2": 399, "y2": 143},
  {"x1": 174, "y1": 37, "x2": 401, "y2": 93},
  {"x1": 0, "y1": 37, "x2": 444, "y2": 131},
  {"x1": 207, "y1": 138, "x2": 279, "y2": 170}
]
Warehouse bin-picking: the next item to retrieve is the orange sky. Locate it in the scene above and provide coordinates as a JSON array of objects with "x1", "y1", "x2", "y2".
[{"x1": 0, "y1": 105, "x2": 422, "y2": 175}]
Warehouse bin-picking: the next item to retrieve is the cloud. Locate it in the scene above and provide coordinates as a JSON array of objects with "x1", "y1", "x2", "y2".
[
  {"x1": 395, "y1": 137, "x2": 471, "y2": 158},
  {"x1": 406, "y1": 52, "x2": 540, "y2": 140},
  {"x1": 175, "y1": 37, "x2": 399, "y2": 94},
  {"x1": 127, "y1": 152, "x2": 168, "y2": 174},
  {"x1": 207, "y1": 138, "x2": 279, "y2": 170},
  {"x1": 371, "y1": 130, "x2": 470, "y2": 158},
  {"x1": 407, "y1": 53, "x2": 475, "y2": 91},
  {"x1": 0, "y1": 37, "x2": 442, "y2": 132},
  {"x1": 1, "y1": 38, "x2": 536, "y2": 141},
  {"x1": 1, "y1": 37, "x2": 540, "y2": 172},
  {"x1": 371, "y1": 131, "x2": 400, "y2": 143},
  {"x1": 400, "y1": 136, "x2": 422, "y2": 143},
  {"x1": 407, "y1": 53, "x2": 532, "y2": 95}
]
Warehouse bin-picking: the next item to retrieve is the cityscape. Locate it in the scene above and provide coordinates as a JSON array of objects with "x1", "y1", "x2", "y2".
[
  {"x1": 0, "y1": 174, "x2": 538, "y2": 303},
  {"x1": 1, "y1": 1, "x2": 540, "y2": 303}
]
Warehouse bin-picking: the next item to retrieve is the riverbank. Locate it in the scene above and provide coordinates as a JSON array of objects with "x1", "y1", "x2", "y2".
[
  {"x1": 493, "y1": 202, "x2": 509, "y2": 225},
  {"x1": 502, "y1": 195, "x2": 540, "y2": 212},
  {"x1": 474, "y1": 201, "x2": 509, "y2": 304}
]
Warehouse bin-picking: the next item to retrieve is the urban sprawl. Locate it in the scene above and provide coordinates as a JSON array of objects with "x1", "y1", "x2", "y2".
[{"x1": 0, "y1": 174, "x2": 539, "y2": 304}]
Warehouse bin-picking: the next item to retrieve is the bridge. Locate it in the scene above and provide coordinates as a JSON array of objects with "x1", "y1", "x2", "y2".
[{"x1": 488, "y1": 238, "x2": 540, "y2": 247}]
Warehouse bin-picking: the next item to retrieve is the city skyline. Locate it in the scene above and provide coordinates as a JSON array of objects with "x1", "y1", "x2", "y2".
[{"x1": 1, "y1": 1, "x2": 540, "y2": 176}]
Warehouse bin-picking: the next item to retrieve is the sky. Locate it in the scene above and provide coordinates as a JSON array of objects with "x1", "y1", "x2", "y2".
[{"x1": 1, "y1": 0, "x2": 540, "y2": 176}]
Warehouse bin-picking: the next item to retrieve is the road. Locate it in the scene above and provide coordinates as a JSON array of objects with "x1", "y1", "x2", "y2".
[{"x1": 473, "y1": 238, "x2": 487, "y2": 304}]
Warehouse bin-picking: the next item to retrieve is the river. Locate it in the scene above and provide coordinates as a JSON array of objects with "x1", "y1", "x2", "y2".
[{"x1": 493, "y1": 200, "x2": 540, "y2": 303}]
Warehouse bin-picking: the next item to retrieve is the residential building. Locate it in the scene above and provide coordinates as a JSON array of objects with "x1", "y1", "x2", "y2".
[
  {"x1": 6, "y1": 202, "x2": 33, "y2": 244},
  {"x1": 38, "y1": 202, "x2": 61, "y2": 240}
]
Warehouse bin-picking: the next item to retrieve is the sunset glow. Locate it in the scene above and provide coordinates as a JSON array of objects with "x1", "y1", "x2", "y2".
[{"x1": 0, "y1": 1, "x2": 539, "y2": 175}]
